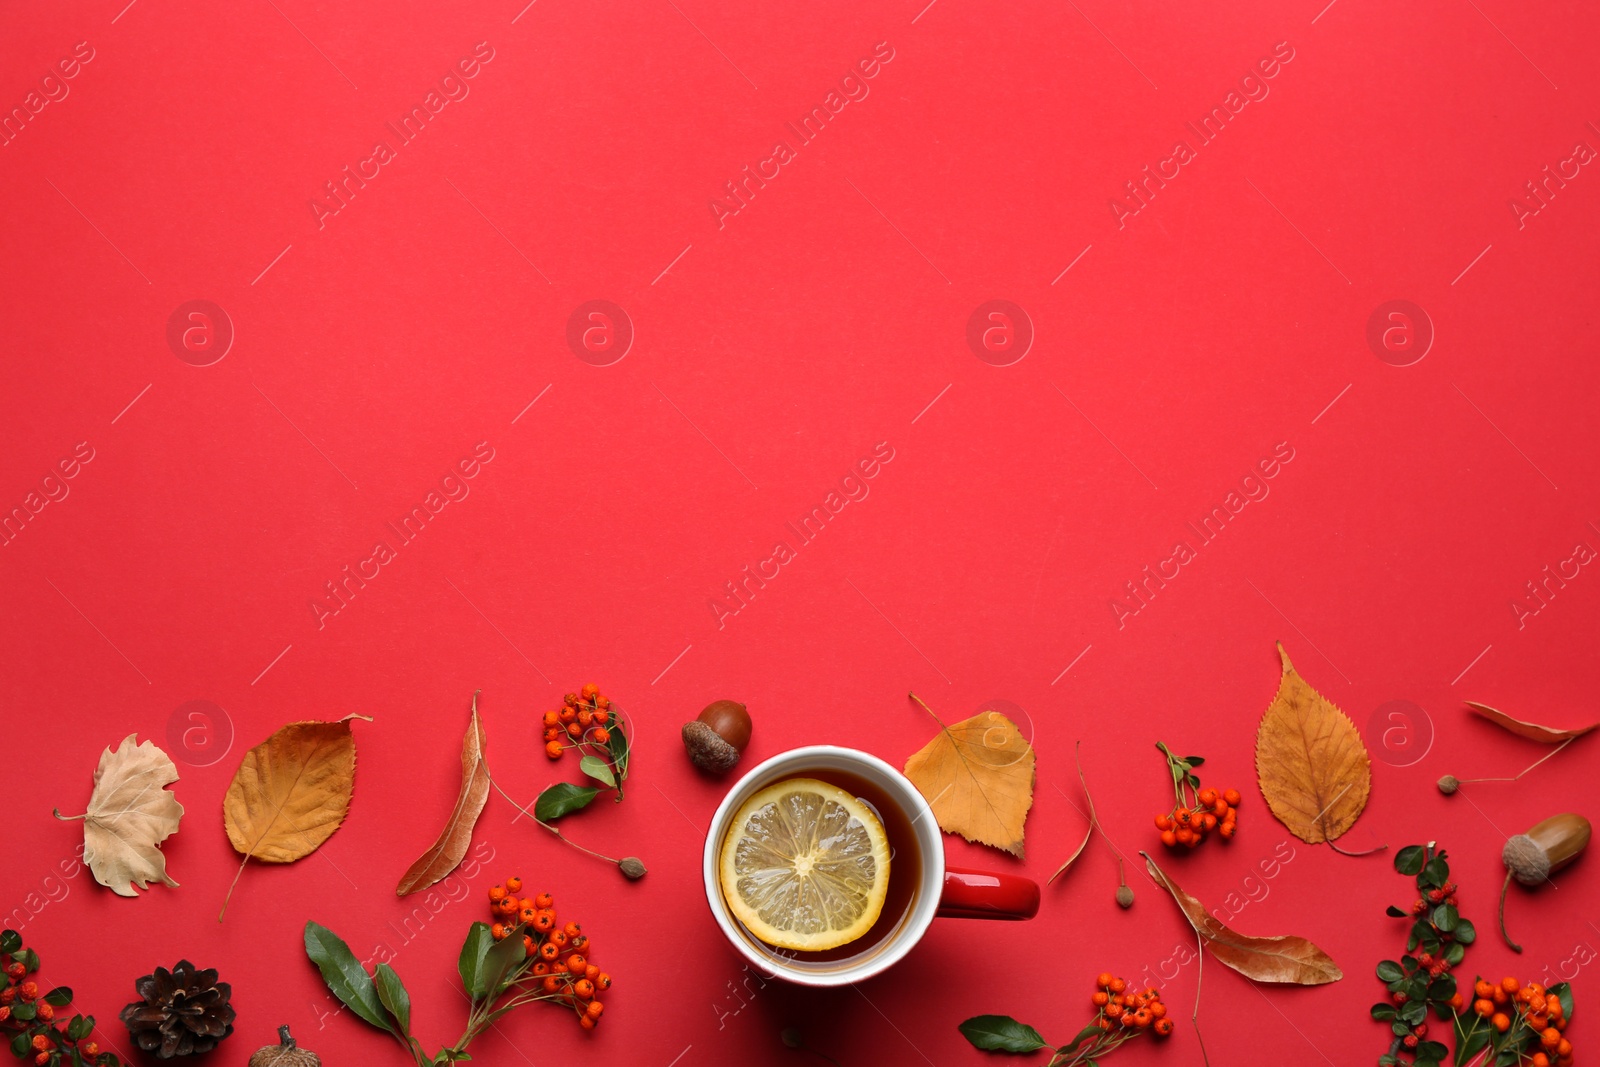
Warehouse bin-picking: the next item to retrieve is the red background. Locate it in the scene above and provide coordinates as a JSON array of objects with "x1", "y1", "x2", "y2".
[{"x1": 3, "y1": 0, "x2": 1599, "y2": 1064}]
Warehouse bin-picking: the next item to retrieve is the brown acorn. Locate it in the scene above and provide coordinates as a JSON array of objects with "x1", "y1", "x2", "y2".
[
  {"x1": 682, "y1": 700, "x2": 752, "y2": 773},
  {"x1": 249, "y1": 1026, "x2": 321, "y2": 1067}
]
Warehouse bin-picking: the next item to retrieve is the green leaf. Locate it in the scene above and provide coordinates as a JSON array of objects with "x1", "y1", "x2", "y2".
[
  {"x1": 1401, "y1": 1000, "x2": 1426, "y2": 1025},
  {"x1": 957, "y1": 1015, "x2": 1050, "y2": 1053},
  {"x1": 481, "y1": 927, "x2": 529, "y2": 1000},
  {"x1": 303, "y1": 921, "x2": 391, "y2": 1032},
  {"x1": 374, "y1": 963, "x2": 411, "y2": 1035},
  {"x1": 607, "y1": 719, "x2": 630, "y2": 780},
  {"x1": 1395, "y1": 845, "x2": 1427, "y2": 876},
  {"x1": 10, "y1": 1033, "x2": 30, "y2": 1058},
  {"x1": 1377, "y1": 960, "x2": 1404, "y2": 982},
  {"x1": 1371, "y1": 1004, "x2": 1398, "y2": 1021},
  {"x1": 0, "y1": 930, "x2": 19, "y2": 954},
  {"x1": 1387, "y1": 905, "x2": 1408, "y2": 917},
  {"x1": 1184, "y1": 756, "x2": 1205, "y2": 767},
  {"x1": 458, "y1": 923, "x2": 494, "y2": 998},
  {"x1": 1550, "y1": 981, "x2": 1574, "y2": 1022},
  {"x1": 67, "y1": 1015, "x2": 92, "y2": 1040},
  {"x1": 1421, "y1": 856, "x2": 1449, "y2": 889},
  {"x1": 1444, "y1": 942, "x2": 1465, "y2": 965},
  {"x1": 1433, "y1": 904, "x2": 1458, "y2": 933},
  {"x1": 1392, "y1": 1021, "x2": 1411, "y2": 1037},
  {"x1": 579, "y1": 756, "x2": 616, "y2": 789},
  {"x1": 1058, "y1": 1023, "x2": 1102, "y2": 1054},
  {"x1": 10, "y1": 1002, "x2": 35, "y2": 1022},
  {"x1": 1417, "y1": 1042, "x2": 1449, "y2": 1062},
  {"x1": 1453, "y1": 919, "x2": 1476, "y2": 945},
  {"x1": 43, "y1": 986, "x2": 72, "y2": 1006},
  {"x1": 1451, "y1": 1013, "x2": 1491, "y2": 1067},
  {"x1": 535, "y1": 783, "x2": 600, "y2": 821}
]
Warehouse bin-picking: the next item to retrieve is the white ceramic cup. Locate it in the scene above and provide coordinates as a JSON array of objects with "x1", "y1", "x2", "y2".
[{"x1": 702, "y1": 745, "x2": 1039, "y2": 987}]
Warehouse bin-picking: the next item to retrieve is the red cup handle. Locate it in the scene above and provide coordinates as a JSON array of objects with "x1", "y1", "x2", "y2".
[{"x1": 936, "y1": 866, "x2": 1040, "y2": 920}]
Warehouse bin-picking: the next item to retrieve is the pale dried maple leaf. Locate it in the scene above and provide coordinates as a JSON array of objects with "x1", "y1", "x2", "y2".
[{"x1": 54, "y1": 734, "x2": 184, "y2": 897}]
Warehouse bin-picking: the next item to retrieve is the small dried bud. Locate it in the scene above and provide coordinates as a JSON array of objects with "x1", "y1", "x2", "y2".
[
  {"x1": 619, "y1": 856, "x2": 647, "y2": 880},
  {"x1": 1436, "y1": 775, "x2": 1459, "y2": 795},
  {"x1": 1115, "y1": 885, "x2": 1135, "y2": 908}
]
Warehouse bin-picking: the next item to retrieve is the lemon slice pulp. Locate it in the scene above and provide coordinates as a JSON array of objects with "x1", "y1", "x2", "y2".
[{"x1": 718, "y1": 777, "x2": 892, "y2": 952}]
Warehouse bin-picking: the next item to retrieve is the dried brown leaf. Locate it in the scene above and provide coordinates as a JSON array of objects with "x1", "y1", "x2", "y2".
[
  {"x1": 397, "y1": 694, "x2": 490, "y2": 896},
  {"x1": 54, "y1": 735, "x2": 183, "y2": 897},
  {"x1": 1048, "y1": 743, "x2": 1096, "y2": 885},
  {"x1": 1255, "y1": 642, "x2": 1371, "y2": 846},
  {"x1": 220, "y1": 714, "x2": 369, "y2": 919},
  {"x1": 903, "y1": 694, "x2": 1035, "y2": 858},
  {"x1": 1465, "y1": 702, "x2": 1598, "y2": 744},
  {"x1": 1142, "y1": 852, "x2": 1343, "y2": 985}
]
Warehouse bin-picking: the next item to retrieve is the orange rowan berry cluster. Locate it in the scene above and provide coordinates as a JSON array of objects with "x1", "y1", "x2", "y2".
[
  {"x1": 1463, "y1": 976, "x2": 1575, "y2": 1067},
  {"x1": 0, "y1": 930, "x2": 117, "y2": 1067},
  {"x1": 1152, "y1": 743, "x2": 1239, "y2": 849},
  {"x1": 485, "y1": 877, "x2": 612, "y2": 1030},
  {"x1": 543, "y1": 683, "x2": 614, "y2": 760},
  {"x1": 1089, "y1": 973, "x2": 1174, "y2": 1038}
]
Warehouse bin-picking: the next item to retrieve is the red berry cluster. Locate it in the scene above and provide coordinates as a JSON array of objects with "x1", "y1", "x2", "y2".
[
  {"x1": 1153, "y1": 787, "x2": 1242, "y2": 849},
  {"x1": 1151, "y1": 742, "x2": 1239, "y2": 850},
  {"x1": 0, "y1": 930, "x2": 117, "y2": 1067},
  {"x1": 485, "y1": 877, "x2": 611, "y2": 1030},
  {"x1": 1465, "y1": 977, "x2": 1574, "y2": 1067},
  {"x1": 1089, "y1": 973, "x2": 1175, "y2": 1038},
  {"x1": 543, "y1": 683, "x2": 613, "y2": 760}
]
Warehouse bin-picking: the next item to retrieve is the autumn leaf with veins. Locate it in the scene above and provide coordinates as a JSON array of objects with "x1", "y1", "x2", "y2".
[{"x1": 903, "y1": 692, "x2": 1035, "y2": 858}]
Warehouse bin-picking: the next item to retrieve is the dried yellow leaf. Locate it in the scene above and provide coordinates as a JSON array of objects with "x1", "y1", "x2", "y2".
[
  {"x1": 54, "y1": 735, "x2": 183, "y2": 897},
  {"x1": 903, "y1": 694, "x2": 1034, "y2": 858},
  {"x1": 1255, "y1": 642, "x2": 1371, "y2": 846}
]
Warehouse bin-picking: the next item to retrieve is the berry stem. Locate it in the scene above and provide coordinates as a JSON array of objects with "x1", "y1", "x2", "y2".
[{"x1": 483, "y1": 767, "x2": 636, "y2": 872}]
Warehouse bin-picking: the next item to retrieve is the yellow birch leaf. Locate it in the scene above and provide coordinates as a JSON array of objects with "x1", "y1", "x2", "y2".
[
  {"x1": 220, "y1": 715, "x2": 369, "y2": 919},
  {"x1": 903, "y1": 693, "x2": 1034, "y2": 858},
  {"x1": 1255, "y1": 642, "x2": 1372, "y2": 847},
  {"x1": 53, "y1": 734, "x2": 184, "y2": 897}
]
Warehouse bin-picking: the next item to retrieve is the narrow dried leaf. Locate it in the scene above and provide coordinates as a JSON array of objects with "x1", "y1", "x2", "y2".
[
  {"x1": 1048, "y1": 743, "x2": 1096, "y2": 885},
  {"x1": 1465, "y1": 702, "x2": 1598, "y2": 744},
  {"x1": 903, "y1": 694, "x2": 1034, "y2": 858},
  {"x1": 54, "y1": 735, "x2": 183, "y2": 897},
  {"x1": 1255, "y1": 643, "x2": 1371, "y2": 846},
  {"x1": 1143, "y1": 852, "x2": 1343, "y2": 985},
  {"x1": 221, "y1": 715, "x2": 369, "y2": 919},
  {"x1": 397, "y1": 695, "x2": 490, "y2": 896}
]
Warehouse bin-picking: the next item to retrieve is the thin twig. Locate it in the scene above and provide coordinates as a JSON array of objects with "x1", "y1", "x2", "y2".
[
  {"x1": 1192, "y1": 923, "x2": 1210, "y2": 1067},
  {"x1": 1459, "y1": 736, "x2": 1575, "y2": 784},
  {"x1": 483, "y1": 766, "x2": 625, "y2": 866}
]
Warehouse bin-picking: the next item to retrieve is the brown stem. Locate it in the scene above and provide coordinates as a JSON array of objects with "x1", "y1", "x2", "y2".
[
  {"x1": 1326, "y1": 835, "x2": 1388, "y2": 857},
  {"x1": 1499, "y1": 869, "x2": 1523, "y2": 953},
  {"x1": 484, "y1": 769, "x2": 627, "y2": 867},
  {"x1": 1459, "y1": 736, "x2": 1575, "y2": 785},
  {"x1": 1192, "y1": 923, "x2": 1211, "y2": 1067}
]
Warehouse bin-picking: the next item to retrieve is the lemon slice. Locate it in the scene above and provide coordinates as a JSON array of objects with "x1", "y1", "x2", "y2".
[{"x1": 718, "y1": 778, "x2": 891, "y2": 951}]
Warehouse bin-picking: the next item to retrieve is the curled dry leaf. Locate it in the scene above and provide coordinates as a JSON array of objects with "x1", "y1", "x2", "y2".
[
  {"x1": 903, "y1": 693, "x2": 1034, "y2": 858},
  {"x1": 1255, "y1": 642, "x2": 1373, "y2": 848},
  {"x1": 220, "y1": 715, "x2": 370, "y2": 919},
  {"x1": 1048, "y1": 742, "x2": 1098, "y2": 885},
  {"x1": 397, "y1": 693, "x2": 490, "y2": 897},
  {"x1": 53, "y1": 734, "x2": 183, "y2": 896},
  {"x1": 1465, "y1": 702, "x2": 1598, "y2": 744},
  {"x1": 1142, "y1": 851, "x2": 1342, "y2": 985}
]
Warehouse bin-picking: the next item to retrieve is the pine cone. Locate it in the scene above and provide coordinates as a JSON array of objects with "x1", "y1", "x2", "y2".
[{"x1": 120, "y1": 960, "x2": 236, "y2": 1058}]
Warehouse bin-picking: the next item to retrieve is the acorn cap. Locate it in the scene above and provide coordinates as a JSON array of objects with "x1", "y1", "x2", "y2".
[{"x1": 683, "y1": 720, "x2": 741, "y2": 773}]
